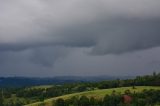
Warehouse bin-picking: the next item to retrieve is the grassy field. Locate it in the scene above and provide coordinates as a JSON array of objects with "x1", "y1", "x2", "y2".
[
  {"x1": 29, "y1": 85, "x2": 54, "y2": 89},
  {"x1": 25, "y1": 86, "x2": 160, "y2": 106}
]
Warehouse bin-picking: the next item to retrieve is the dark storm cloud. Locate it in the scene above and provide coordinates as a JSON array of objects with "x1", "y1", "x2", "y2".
[
  {"x1": 90, "y1": 18, "x2": 160, "y2": 55},
  {"x1": 0, "y1": 0, "x2": 160, "y2": 54},
  {"x1": 30, "y1": 46, "x2": 72, "y2": 67},
  {"x1": 0, "y1": 0, "x2": 160, "y2": 76},
  {"x1": 0, "y1": 18, "x2": 160, "y2": 55}
]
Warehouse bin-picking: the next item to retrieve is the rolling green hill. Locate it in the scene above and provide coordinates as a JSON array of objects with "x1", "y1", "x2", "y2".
[{"x1": 25, "y1": 86, "x2": 160, "y2": 106}]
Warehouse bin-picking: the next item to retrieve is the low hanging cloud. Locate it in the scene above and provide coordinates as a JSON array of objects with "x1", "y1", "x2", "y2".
[
  {"x1": 30, "y1": 46, "x2": 72, "y2": 67},
  {"x1": 90, "y1": 19, "x2": 160, "y2": 55},
  {"x1": 1, "y1": 0, "x2": 160, "y2": 76},
  {"x1": 0, "y1": 0, "x2": 160, "y2": 55}
]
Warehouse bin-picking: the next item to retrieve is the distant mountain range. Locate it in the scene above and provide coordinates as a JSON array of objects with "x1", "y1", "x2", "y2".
[{"x1": 0, "y1": 76, "x2": 134, "y2": 87}]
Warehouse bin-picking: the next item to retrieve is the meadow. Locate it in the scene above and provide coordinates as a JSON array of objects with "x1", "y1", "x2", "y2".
[{"x1": 25, "y1": 86, "x2": 160, "y2": 106}]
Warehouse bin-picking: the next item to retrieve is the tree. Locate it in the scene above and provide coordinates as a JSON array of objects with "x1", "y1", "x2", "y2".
[
  {"x1": 90, "y1": 97, "x2": 97, "y2": 106},
  {"x1": 77, "y1": 85, "x2": 87, "y2": 92},
  {"x1": 79, "y1": 96, "x2": 90, "y2": 106},
  {"x1": 55, "y1": 98, "x2": 65, "y2": 106},
  {"x1": 38, "y1": 102, "x2": 45, "y2": 106},
  {"x1": 39, "y1": 93, "x2": 45, "y2": 102},
  {"x1": 103, "y1": 94, "x2": 121, "y2": 106},
  {"x1": 137, "y1": 98, "x2": 146, "y2": 106},
  {"x1": 103, "y1": 94, "x2": 111, "y2": 106},
  {"x1": 69, "y1": 96, "x2": 79, "y2": 106},
  {"x1": 14, "y1": 99, "x2": 23, "y2": 106},
  {"x1": 0, "y1": 90, "x2": 4, "y2": 106}
]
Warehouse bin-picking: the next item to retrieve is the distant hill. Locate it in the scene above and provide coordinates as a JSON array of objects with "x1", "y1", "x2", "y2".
[{"x1": 0, "y1": 76, "x2": 134, "y2": 87}]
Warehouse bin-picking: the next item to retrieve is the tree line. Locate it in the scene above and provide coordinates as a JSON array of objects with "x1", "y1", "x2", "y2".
[
  {"x1": 0, "y1": 72, "x2": 160, "y2": 106},
  {"x1": 38, "y1": 89, "x2": 160, "y2": 106},
  {"x1": 16, "y1": 72, "x2": 160, "y2": 99}
]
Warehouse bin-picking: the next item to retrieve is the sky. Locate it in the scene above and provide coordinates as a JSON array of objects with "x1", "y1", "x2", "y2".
[{"x1": 0, "y1": 0, "x2": 160, "y2": 77}]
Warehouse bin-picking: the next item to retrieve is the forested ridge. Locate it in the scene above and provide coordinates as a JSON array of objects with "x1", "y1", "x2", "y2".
[{"x1": 0, "y1": 72, "x2": 160, "y2": 106}]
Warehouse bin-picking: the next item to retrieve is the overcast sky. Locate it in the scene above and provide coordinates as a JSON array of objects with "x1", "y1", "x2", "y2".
[{"x1": 0, "y1": 0, "x2": 160, "y2": 77}]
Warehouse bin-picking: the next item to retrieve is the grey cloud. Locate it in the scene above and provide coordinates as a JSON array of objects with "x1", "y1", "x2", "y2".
[
  {"x1": 0, "y1": 0, "x2": 160, "y2": 76},
  {"x1": 1, "y1": 18, "x2": 160, "y2": 55},
  {"x1": 90, "y1": 18, "x2": 160, "y2": 55},
  {"x1": 0, "y1": 47, "x2": 160, "y2": 77},
  {"x1": 30, "y1": 46, "x2": 72, "y2": 67},
  {"x1": 53, "y1": 47, "x2": 160, "y2": 76},
  {"x1": 0, "y1": 0, "x2": 160, "y2": 55}
]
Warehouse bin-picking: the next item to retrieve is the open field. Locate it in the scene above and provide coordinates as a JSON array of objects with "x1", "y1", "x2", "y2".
[
  {"x1": 25, "y1": 86, "x2": 160, "y2": 106},
  {"x1": 29, "y1": 85, "x2": 54, "y2": 89}
]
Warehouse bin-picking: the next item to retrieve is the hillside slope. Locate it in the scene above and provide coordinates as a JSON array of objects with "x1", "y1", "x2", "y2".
[{"x1": 25, "y1": 86, "x2": 160, "y2": 106}]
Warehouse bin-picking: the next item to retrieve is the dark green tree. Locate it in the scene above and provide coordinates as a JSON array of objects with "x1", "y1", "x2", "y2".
[
  {"x1": 79, "y1": 96, "x2": 90, "y2": 106},
  {"x1": 70, "y1": 96, "x2": 79, "y2": 106},
  {"x1": 55, "y1": 98, "x2": 65, "y2": 106},
  {"x1": 90, "y1": 97, "x2": 97, "y2": 106},
  {"x1": 0, "y1": 90, "x2": 4, "y2": 106},
  {"x1": 38, "y1": 102, "x2": 45, "y2": 106},
  {"x1": 137, "y1": 98, "x2": 146, "y2": 106}
]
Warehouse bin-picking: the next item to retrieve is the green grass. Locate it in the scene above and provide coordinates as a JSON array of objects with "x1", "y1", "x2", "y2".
[
  {"x1": 29, "y1": 85, "x2": 54, "y2": 89},
  {"x1": 25, "y1": 86, "x2": 160, "y2": 106},
  {"x1": 24, "y1": 86, "x2": 160, "y2": 106}
]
